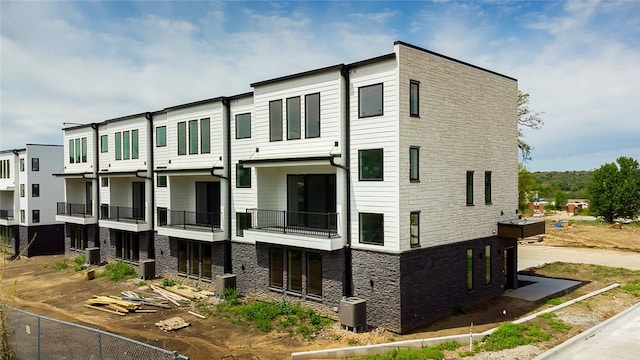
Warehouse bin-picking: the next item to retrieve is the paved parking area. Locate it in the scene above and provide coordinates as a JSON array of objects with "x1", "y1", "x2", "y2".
[{"x1": 518, "y1": 245, "x2": 640, "y2": 271}]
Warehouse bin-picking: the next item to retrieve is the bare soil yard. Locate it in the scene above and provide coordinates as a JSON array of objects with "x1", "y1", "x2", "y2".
[{"x1": 2, "y1": 223, "x2": 639, "y2": 359}]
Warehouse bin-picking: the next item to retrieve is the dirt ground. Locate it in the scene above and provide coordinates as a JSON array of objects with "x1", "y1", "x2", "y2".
[{"x1": 2, "y1": 222, "x2": 639, "y2": 359}]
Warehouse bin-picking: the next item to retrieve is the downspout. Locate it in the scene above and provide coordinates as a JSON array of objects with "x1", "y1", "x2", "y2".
[
  {"x1": 90, "y1": 123, "x2": 100, "y2": 248},
  {"x1": 145, "y1": 112, "x2": 155, "y2": 259},
  {"x1": 222, "y1": 98, "x2": 233, "y2": 274},
  {"x1": 339, "y1": 65, "x2": 353, "y2": 297}
]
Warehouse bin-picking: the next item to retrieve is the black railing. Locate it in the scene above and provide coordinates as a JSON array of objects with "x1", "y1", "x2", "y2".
[
  {"x1": 246, "y1": 209, "x2": 338, "y2": 238},
  {"x1": 0, "y1": 209, "x2": 14, "y2": 220},
  {"x1": 100, "y1": 205, "x2": 145, "y2": 223},
  {"x1": 56, "y1": 202, "x2": 93, "y2": 217},
  {"x1": 157, "y1": 209, "x2": 221, "y2": 232}
]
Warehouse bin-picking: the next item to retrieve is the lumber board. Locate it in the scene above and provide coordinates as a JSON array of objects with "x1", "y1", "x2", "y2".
[
  {"x1": 84, "y1": 304, "x2": 126, "y2": 316},
  {"x1": 188, "y1": 311, "x2": 207, "y2": 319}
]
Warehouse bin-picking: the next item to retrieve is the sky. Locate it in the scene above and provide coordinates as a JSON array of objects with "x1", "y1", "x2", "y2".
[{"x1": 1, "y1": 1, "x2": 639, "y2": 172}]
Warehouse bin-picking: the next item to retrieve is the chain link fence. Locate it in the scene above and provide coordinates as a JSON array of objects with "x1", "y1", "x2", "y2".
[{"x1": 5, "y1": 307, "x2": 189, "y2": 359}]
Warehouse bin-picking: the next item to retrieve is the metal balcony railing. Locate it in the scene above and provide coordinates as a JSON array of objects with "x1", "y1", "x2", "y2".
[
  {"x1": 100, "y1": 205, "x2": 145, "y2": 224},
  {"x1": 246, "y1": 208, "x2": 338, "y2": 238},
  {"x1": 157, "y1": 209, "x2": 222, "y2": 232},
  {"x1": 57, "y1": 202, "x2": 93, "y2": 217},
  {"x1": 0, "y1": 209, "x2": 14, "y2": 220}
]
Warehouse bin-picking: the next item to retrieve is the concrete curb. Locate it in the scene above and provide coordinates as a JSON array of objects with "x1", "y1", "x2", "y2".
[
  {"x1": 532, "y1": 300, "x2": 640, "y2": 360},
  {"x1": 291, "y1": 283, "x2": 621, "y2": 359}
]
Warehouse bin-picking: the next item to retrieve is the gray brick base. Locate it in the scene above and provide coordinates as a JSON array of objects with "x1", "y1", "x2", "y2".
[{"x1": 153, "y1": 234, "x2": 226, "y2": 282}]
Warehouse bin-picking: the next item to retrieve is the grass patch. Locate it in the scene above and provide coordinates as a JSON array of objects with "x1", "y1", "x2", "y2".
[
  {"x1": 194, "y1": 299, "x2": 215, "y2": 316},
  {"x1": 545, "y1": 297, "x2": 563, "y2": 306},
  {"x1": 358, "y1": 342, "x2": 460, "y2": 360},
  {"x1": 73, "y1": 255, "x2": 86, "y2": 272},
  {"x1": 53, "y1": 259, "x2": 70, "y2": 270},
  {"x1": 97, "y1": 261, "x2": 137, "y2": 281},
  {"x1": 483, "y1": 322, "x2": 550, "y2": 351},
  {"x1": 161, "y1": 278, "x2": 178, "y2": 287},
  {"x1": 622, "y1": 279, "x2": 640, "y2": 294}
]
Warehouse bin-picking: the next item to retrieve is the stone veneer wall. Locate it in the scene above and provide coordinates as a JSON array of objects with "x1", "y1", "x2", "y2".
[
  {"x1": 64, "y1": 223, "x2": 99, "y2": 257},
  {"x1": 353, "y1": 236, "x2": 518, "y2": 333},
  {"x1": 153, "y1": 234, "x2": 226, "y2": 281}
]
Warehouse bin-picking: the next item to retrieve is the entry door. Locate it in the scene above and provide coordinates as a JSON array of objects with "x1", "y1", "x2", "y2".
[
  {"x1": 196, "y1": 182, "x2": 220, "y2": 226},
  {"x1": 504, "y1": 247, "x2": 515, "y2": 289},
  {"x1": 85, "y1": 182, "x2": 93, "y2": 215},
  {"x1": 132, "y1": 182, "x2": 145, "y2": 220}
]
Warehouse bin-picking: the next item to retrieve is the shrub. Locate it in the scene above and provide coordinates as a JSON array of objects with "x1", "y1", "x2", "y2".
[
  {"x1": 161, "y1": 278, "x2": 177, "y2": 287},
  {"x1": 53, "y1": 259, "x2": 69, "y2": 270},
  {"x1": 99, "y1": 261, "x2": 136, "y2": 281},
  {"x1": 73, "y1": 255, "x2": 86, "y2": 272}
]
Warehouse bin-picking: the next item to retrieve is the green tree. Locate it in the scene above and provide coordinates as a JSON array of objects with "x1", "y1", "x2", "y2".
[
  {"x1": 518, "y1": 91, "x2": 544, "y2": 162},
  {"x1": 519, "y1": 164, "x2": 538, "y2": 212},
  {"x1": 554, "y1": 190, "x2": 568, "y2": 211},
  {"x1": 587, "y1": 157, "x2": 640, "y2": 223}
]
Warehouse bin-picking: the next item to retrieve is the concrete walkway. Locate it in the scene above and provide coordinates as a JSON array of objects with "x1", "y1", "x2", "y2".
[
  {"x1": 504, "y1": 275, "x2": 582, "y2": 302},
  {"x1": 518, "y1": 245, "x2": 640, "y2": 271}
]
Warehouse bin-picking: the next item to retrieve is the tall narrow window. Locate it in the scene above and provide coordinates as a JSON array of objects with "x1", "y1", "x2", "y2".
[
  {"x1": 270, "y1": 248, "x2": 283, "y2": 288},
  {"x1": 32, "y1": 184, "x2": 39, "y2": 197},
  {"x1": 235, "y1": 113, "x2": 251, "y2": 139},
  {"x1": 20, "y1": 158, "x2": 24, "y2": 171},
  {"x1": 115, "y1": 132, "x2": 122, "y2": 160},
  {"x1": 485, "y1": 171, "x2": 492, "y2": 204},
  {"x1": 20, "y1": 184, "x2": 25, "y2": 197},
  {"x1": 269, "y1": 100, "x2": 283, "y2": 141},
  {"x1": 410, "y1": 80, "x2": 420, "y2": 117},
  {"x1": 69, "y1": 139, "x2": 75, "y2": 163},
  {"x1": 287, "y1": 97, "x2": 301, "y2": 140},
  {"x1": 81, "y1": 137, "x2": 87, "y2": 162},
  {"x1": 358, "y1": 83, "x2": 383, "y2": 118},
  {"x1": 156, "y1": 126, "x2": 167, "y2": 147},
  {"x1": 75, "y1": 138, "x2": 81, "y2": 163},
  {"x1": 307, "y1": 252, "x2": 322, "y2": 296},
  {"x1": 305, "y1": 93, "x2": 320, "y2": 138},
  {"x1": 189, "y1": 120, "x2": 198, "y2": 154},
  {"x1": 178, "y1": 240, "x2": 187, "y2": 273},
  {"x1": 177, "y1": 122, "x2": 187, "y2": 155},
  {"x1": 466, "y1": 171, "x2": 474, "y2": 206},
  {"x1": 236, "y1": 212, "x2": 252, "y2": 237},
  {"x1": 467, "y1": 249, "x2": 474, "y2": 291},
  {"x1": 236, "y1": 164, "x2": 251, "y2": 188},
  {"x1": 131, "y1": 129, "x2": 139, "y2": 159},
  {"x1": 288, "y1": 250, "x2": 302, "y2": 292},
  {"x1": 32, "y1": 158, "x2": 39, "y2": 171},
  {"x1": 20, "y1": 210, "x2": 25, "y2": 223},
  {"x1": 359, "y1": 213, "x2": 384, "y2": 245},
  {"x1": 123, "y1": 131, "x2": 130, "y2": 160},
  {"x1": 410, "y1": 211, "x2": 420, "y2": 246},
  {"x1": 32, "y1": 210, "x2": 40, "y2": 223},
  {"x1": 485, "y1": 245, "x2": 492, "y2": 285},
  {"x1": 100, "y1": 135, "x2": 108, "y2": 153},
  {"x1": 410, "y1": 146, "x2": 419, "y2": 182},
  {"x1": 359, "y1": 149, "x2": 383, "y2": 181},
  {"x1": 200, "y1": 118, "x2": 210, "y2": 154}
]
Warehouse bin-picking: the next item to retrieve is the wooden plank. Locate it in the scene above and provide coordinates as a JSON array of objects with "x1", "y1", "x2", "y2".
[
  {"x1": 84, "y1": 304, "x2": 127, "y2": 316},
  {"x1": 134, "y1": 309, "x2": 158, "y2": 313},
  {"x1": 188, "y1": 311, "x2": 207, "y2": 319}
]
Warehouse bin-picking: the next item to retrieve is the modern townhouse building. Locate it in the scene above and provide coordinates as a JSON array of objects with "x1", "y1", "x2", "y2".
[
  {"x1": 55, "y1": 40, "x2": 543, "y2": 333},
  {"x1": 1, "y1": 144, "x2": 64, "y2": 256}
]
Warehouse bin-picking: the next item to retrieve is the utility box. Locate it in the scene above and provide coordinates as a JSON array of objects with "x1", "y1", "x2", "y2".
[
  {"x1": 340, "y1": 297, "x2": 367, "y2": 332},
  {"x1": 86, "y1": 247, "x2": 100, "y2": 265},
  {"x1": 215, "y1": 274, "x2": 237, "y2": 296},
  {"x1": 138, "y1": 259, "x2": 156, "y2": 280}
]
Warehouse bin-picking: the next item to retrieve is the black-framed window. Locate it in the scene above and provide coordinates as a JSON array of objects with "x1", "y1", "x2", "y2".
[
  {"x1": 410, "y1": 211, "x2": 420, "y2": 246},
  {"x1": 157, "y1": 175, "x2": 167, "y2": 187},
  {"x1": 359, "y1": 83, "x2": 383, "y2": 118},
  {"x1": 20, "y1": 158, "x2": 24, "y2": 172},
  {"x1": 32, "y1": 158, "x2": 39, "y2": 171},
  {"x1": 81, "y1": 137, "x2": 87, "y2": 162},
  {"x1": 466, "y1": 248, "x2": 474, "y2": 291},
  {"x1": 359, "y1": 212, "x2": 384, "y2": 245},
  {"x1": 115, "y1": 132, "x2": 122, "y2": 160},
  {"x1": 236, "y1": 212, "x2": 252, "y2": 237},
  {"x1": 307, "y1": 252, "x2": 322, "y2": 297},
  {"x1": 359, "y1": 149, "x2": 383, "y2": 181},
  {"x1": 20, "y1": 210, "x2": 25, "y2": 223},
  {"x1": 410, "y1": 80, "x2": 420, "y2": 117},
  {"x1": 188, "y1": 120, "x2": 198, "y2": 155},
  {"x1": 32, "y1": 210, "x2": 40, "y2": 224},
  {"x1": 270, "y1": 248, "x2": 284, "y2": 288},
  {"x1": 236, "y1": 163, "x2": 251, "y2": 188},
  {"x1": 288, "y1": 250, "x2": 303, "y2": 292},
  {"x1": 466, "y1": 171, "x2": 474, "y2": 206},
  {"x1": 410, "y1": 146, "x2": 419, "y2": 182},
  {"x1": 101, "y1": 135, "x2": 108, "y2": 153},
  {"x1": 305, "y1": 93, "x2": 320, "y2": 138},
  {"x1": 156, "y1": 126, "x2": 167, "y2": 147},
  {"x1": 131, "y1": 129, "x2": 139, "y2": 159},
  {"x1": 235, "y1": 113, "x2": 251, "y2": 139},
  {"x1": 75, "y1": 138, "x2": 80, "y2": 163},
  {"x1": 269, "y1": 100, "x2": 283, "y2": 141},
  {"x1": 69, "y1": 139, "x2": 75, "y2": 163},
  {"x1": 68, "y1": 224, "x2": 88, "y2": 250},
  {"x1": 176, "y1": 239, "x2": 212, "y2": 279},
  {"x1": 201, "y1": 118, "x2": 210, "y2": 154},
  {"x1": 157, "y1": 207, "x2": 168, "y2": 226},
  {"x1": 485, "y1": 171, "x2": 492, "y2": 204},
  {"x1": 177, "y1": 122, "x2": 187, "y2": 155},
  {"x1": 32, "y1": 184, "x2": 39, "y2": 197},
  {"x1": 115, "y1": 231, "x2": 139, "y2": 263},
  {"x1": 20, "y1": 184, "x2": 25, "y2": 197},
  {"x1": 101, "y1": 177, "x2": 109, "y2": 187},
  {"x1": 485, "y1": 245, "x2": 492, "y2": 285},
  {"x1": 287, "y1": 97, "x2": 301, "y2": 140},
  {"x1": 123, "y1": 130, "x2": 130, "y2": 160}
]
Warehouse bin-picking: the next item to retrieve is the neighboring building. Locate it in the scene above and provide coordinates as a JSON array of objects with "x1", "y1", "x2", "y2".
[
  {"x1": 1, "y1": 144, "x2": 65, "y2": 256},
  {"x1": 566, "y1": 199, "x2": 588, "y2": 214},
  {"x1": 529, "y1": 200, "x2": 548, "y2": 215},
  {"x1": 55, "y1": 41, "x2": 544, "y2": 333}
]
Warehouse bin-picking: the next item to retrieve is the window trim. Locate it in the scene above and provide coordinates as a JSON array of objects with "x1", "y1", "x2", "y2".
[
  {"x1": 410, "y1": 80, "x2": 420, "y2": 117},
  {"x1": 358, "y1": 83, "x2": 384, "y2": 118},
  {"x1": 235, "y1": 113, "x2": 251, "y2": 139},
  {"x1": 410, "y1": 146, "x2": 420, "y2": 182},
  {"x1": 305, "y1": 92, "x2": 321, "y2": 138},
  {"x1": 286, "y1": 96, "x2": 301, "y2": 140},
  {"x1": 466, "y1": 171, "x2": 474, "y2": 206},
  {"x1": 359, "y1": 212, "x2": 384, "y2": 245},
  {"x1": 358, "y1": 148, "x2": 384, "y2": 181}
]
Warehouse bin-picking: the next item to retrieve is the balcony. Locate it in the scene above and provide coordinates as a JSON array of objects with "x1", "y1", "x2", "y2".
[
  {"x1": 157, "y1": 209, "x2": 225, "y2": 242},
  {"x1": 243, "y1": 209, "x2": 344, "y2": 251},
  {"x1": 0, "y1": 209, "x2": 16, "y2": 226},
  {"x1": 99, "y1": 205, "x2": 151, "y2": 232},
  {"x1": 56, "y1": 202, "x2": 97, "y2": 225},
  {"x1": 498, "y1": 219, "x2": 545, "y2": 239}
]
